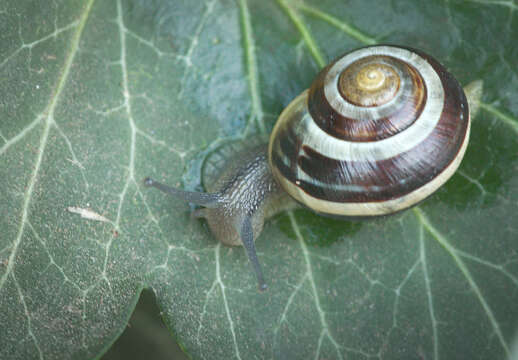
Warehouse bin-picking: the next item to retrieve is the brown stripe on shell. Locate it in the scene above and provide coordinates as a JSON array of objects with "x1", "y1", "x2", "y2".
[
  {"x1": 273, "y1": 124, "x2": 300, "y2": 183},
  {"x1": 295, "y1": 56, "x2": 469, "y2": 203},
  {"x1": 271, "y1": 150, "x2": 296, "y2": 184},
  {"x1": 308, "y1": 55, "x2": 427, "y2": 142}
]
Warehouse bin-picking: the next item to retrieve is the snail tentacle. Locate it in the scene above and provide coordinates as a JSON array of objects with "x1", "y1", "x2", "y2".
[
  {"x1": 143, "y1": 177, "x2": 222, "y2": 208},
  {"x1": 239, "y1": 215, "x2": 267, "y2": 291}
]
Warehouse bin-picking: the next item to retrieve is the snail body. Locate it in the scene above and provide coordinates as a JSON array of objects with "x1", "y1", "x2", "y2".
[{"x1": 145, "y1": 45, "x2": 470, "y2": 291}]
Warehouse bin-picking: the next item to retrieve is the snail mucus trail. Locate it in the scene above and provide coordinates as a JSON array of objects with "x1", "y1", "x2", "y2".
[{"x1": 144, "y1": 45, "x2": 471, "y2": 291}]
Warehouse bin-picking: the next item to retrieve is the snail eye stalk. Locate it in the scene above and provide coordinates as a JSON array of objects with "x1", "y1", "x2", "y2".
[
  {"x1": 143, "y1": 177, "x2": 221, "y2": 208},
  {"x1": 239, "y1": 216, "x2": 267, "y2": 291}
]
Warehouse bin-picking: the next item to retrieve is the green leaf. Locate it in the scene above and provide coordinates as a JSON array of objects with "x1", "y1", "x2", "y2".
[{"x1": 1, "y1": 0, "x2": 518, "y2": 359}]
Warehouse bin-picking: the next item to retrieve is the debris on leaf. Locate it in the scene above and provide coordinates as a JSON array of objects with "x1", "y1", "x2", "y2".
[{"x1": 67, "y1": 206, "x2": 111, "y2": 223}]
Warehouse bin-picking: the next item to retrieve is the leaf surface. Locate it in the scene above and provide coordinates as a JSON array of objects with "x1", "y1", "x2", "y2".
[{"x1": 1, "y1": 0, "x2": 518, "y2": 359}]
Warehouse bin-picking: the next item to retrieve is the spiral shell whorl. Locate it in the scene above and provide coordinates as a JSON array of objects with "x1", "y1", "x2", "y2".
[
  {"x1": 268, "y1": 45, "x2": 470, "y2": 217},
  {"x1": 338, "y1": 58, "x2": 400, "y2": 107},
  {"x1": 309, "y1": 49, "x2": 430, "y2": 141}
]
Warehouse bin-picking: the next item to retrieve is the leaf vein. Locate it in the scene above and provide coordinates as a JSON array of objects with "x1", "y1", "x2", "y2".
[
  {"x1": 0, "y1": 19, "x2": 79, "y2": 69},
  {"x1": 214, "y1": 243, "x2": 242, "y2": 360},
  {"x1": 52, "y1": 121, "x2": 90, "y2": 190},
  {"x1": 0, "y1": 115, "x2": 43, "y2": 156},
  {"x1": 414, "y1": 208, "x2": 511, "y2": 358},
  {"x1": 238, "y1": 0, "x2": 267, "y2": 137},
  {"x1": 465, "y1": 0, "x2": 518, "y2": 10},
  {"x1": 273, "y1": 273, "x2": 308, "y2": 351},
  {"x1": 178, "y1": 0, "x2": 216, "y2": 98},
  {"x1": 0, "y1": 0, "x2": 95, "y2": 293},
  {"x1": 276, "y1": 0, "x2": 326, "y2": 68},
  {"x1": 456, "y1": 249, "x2": 518, "y2": 287},
  {"x1": 480, "y1": 103, "x2": 518, "y2": 134},
  {"x1": 288, "y1": 211, "x2": 343, "y2": 360},
  {"x1": 419, "y1": 223, "x2": 439, "y2": 360},
  {"x1": 295, "y1": 3, "x2": 377, "y2": 45},
  {"x1": 457, "y1": 169, "x2": 488, "y2": 199},
  {"x1": 12, "y1": 272, "x2": 43, "y2": 360}
]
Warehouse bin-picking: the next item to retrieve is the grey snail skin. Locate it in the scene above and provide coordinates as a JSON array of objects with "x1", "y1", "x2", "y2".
[{"x1": 144, "y1": 45, "x2": 471, "y2": 291}]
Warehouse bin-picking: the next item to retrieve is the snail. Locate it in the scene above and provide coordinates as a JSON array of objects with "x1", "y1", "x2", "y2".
[{"x1": 144, "y1": 45, "x2": 470, "y2": 291}]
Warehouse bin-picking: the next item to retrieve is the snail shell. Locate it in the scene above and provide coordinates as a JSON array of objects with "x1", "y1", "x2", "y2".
[{"x1": 269, "y1": 45, "x2": 470, "y2": 217}]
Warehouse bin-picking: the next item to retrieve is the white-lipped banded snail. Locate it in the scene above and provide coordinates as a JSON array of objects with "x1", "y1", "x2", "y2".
[{"x1": 145, "y1": 45, "x2": 473, "y2": 291}]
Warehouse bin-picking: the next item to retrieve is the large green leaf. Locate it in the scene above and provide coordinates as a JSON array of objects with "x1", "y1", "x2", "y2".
[{"x1": 1, "y1": 0, "x2": 517, "y2": 359}]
